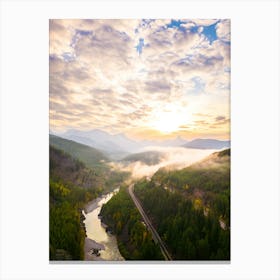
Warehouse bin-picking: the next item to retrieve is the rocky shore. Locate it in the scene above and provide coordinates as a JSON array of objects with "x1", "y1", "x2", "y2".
[{"x1": 84, "y1": 237, "x2": 105, "y2": 261}]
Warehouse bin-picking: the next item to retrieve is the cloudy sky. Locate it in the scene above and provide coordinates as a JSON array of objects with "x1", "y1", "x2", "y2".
[{"x1": 50, "y1": 19, "x2": 230, "y2": 140}]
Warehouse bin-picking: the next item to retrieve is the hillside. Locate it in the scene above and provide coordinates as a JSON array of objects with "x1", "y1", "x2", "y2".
[
  {"x1": 100, "y1": 187, "x2": 164, "y2": 260},
  {"x1": 183, "y1": 139, "x2": 230, "y2": 149},
  {"x1": 120, "y1": 151, "x2": 164, "y2": 166},
  {"x1": 152, "y1": 149, "x2": 230, "y2": 222},
  {"x1": 49, "y1": 145, "x2": 129, "y2": 260},
  {"x1": 133, "y1": 149, "x2": 230, "y2": 260},
  {"x1": 154, "y1": 148, "x2": 230, "y2": 190},
  {"x1": 50, "y1": 146, "x2": 104, "y2": 191},
  {"x1": 50, "y1": 146, "x2": 101, "y2": 260},
  {"x1": 50, "y1": 134, "x2": 108, "y2": 170}
]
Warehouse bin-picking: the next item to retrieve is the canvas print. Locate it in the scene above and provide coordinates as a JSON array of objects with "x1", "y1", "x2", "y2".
[{"x1": 49, "y1": 19, "x2": 230, "y2": 261}]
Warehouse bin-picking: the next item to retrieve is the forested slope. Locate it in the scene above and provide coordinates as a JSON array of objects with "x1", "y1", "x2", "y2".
[
  {"x1": 120, "y1": 151, "x2": 164, "y2": 165},
  {"x1": 50, "y1": 134, "x2": 108, "y2": 170},
  {"x1": 49, "y1": 145, "x2": 127, "y2": 260},
  {"x1": 152, "y1": 149, "x2": 230, "y2": 226},
  {"x1": 134, "y1": 149, "x2": 230, "y2": 260},
  {"x1": 100, "y1": 187, "x2": 164, "y2": 260}
]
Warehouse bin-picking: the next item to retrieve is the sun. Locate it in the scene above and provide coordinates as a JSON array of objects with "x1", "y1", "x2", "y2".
[
  {"x1": 149, "y1": 102, "x2": 192, "y2": 134},
  {"x1": 150, "y1": 105, "x2": 190, "y2": 134},
  {"x1": 152, "y1": 112, "x2": 181, "y2": 133}
]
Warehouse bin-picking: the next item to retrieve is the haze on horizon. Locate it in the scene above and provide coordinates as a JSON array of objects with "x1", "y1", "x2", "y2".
[{"x1": 50, "y1": 19, "x2": 230, "y2": 141}]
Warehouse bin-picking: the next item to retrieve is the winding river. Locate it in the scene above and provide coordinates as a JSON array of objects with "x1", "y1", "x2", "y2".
[{"x1": 83, "y1": 189, "x2": 124, "y2": 261}]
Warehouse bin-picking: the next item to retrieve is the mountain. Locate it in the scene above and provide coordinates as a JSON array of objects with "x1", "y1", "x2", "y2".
[
  {"x1": 59, "y1": 129, "x2": 189, "y2": 157},
  {"x1": 50, "y1": 145, "x2": 103, "y2": 190},
  {"x1": 183, "y1": 138, "x2": 230, "y2": 150},
  {"x1": 120, "y1": 151, "x2": 164, "y2": 166},
  {"x1": 160, "y1": 136, "x2": 188, "y2": 147},
  {"x1": 109, "y1": 132, "x2": 141, "y2": 151},
  {"x1": 152, "y1": 148, "x2": 230, "y2": 215},
  {"x1": 60, "y1": 129, "x2": 139, "y2": 159},
  {"x1": 62, "y1": 129, "x2": 124, "y2": 151},
  {"x1": 49, "y1": 134, "x2": 108, "y2": 170},
  {"x1": 133, "y1": 149, "x2": 230, "y2": 260},
  {"x1": 140, "y1": 136, "x2": 188, "y2": 147}
]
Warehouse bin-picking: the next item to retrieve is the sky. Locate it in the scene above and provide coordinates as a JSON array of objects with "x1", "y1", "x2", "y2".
[{"x1": 49, "y1": 19, "x2": 230, "y2": 140}]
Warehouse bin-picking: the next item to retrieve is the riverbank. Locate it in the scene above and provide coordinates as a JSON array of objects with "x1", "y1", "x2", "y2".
[
  {"x1": 84, "y1": 197, "x2": 102, "y2": 214},
  {"x1": 84, "y1": 237, "x2": 105, "y2": 261},
  {"x1": 84, "y1": 189, "x2": 119, "y2": 214},
  {"x1": 82, "y1": 189, "x2": 124, "y2": 261},
  {"x1": 83, "y1": 196, "x2": 102, "y2": 260}
]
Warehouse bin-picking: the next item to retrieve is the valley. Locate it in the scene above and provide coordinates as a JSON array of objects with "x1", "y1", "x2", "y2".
[
  {"x1": 49, "y1": 132, "x2": 230, "y2": 261},
  {"x1": 49, "y1": 18, "x2": 231, "y2": 263}
]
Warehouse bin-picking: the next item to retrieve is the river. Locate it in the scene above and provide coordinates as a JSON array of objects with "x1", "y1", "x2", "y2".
[{"x1": 83, "y1": 189, "x2": 124, "y2": 261}]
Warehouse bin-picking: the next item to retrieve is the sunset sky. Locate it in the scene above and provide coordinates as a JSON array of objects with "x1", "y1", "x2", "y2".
[{"x1": 50, "y1": 19, "x2": 230, "y2": 140}]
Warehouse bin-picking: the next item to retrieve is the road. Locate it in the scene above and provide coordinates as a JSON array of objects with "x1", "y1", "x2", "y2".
[{"x1": 128, "y1": 184, "x2": 172, "y2": 260}]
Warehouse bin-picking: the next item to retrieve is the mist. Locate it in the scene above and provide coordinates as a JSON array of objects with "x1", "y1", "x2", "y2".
[{"x1": 109, "y1": 147, "x2": 218, "y2": 179}]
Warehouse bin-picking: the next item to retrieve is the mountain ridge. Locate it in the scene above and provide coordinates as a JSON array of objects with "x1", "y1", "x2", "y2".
[
  {"x1": 49, "y1": 134, "x2": 109, "y2": 170},
  {"x1": 183, "y1": 138, "x2": 230, "y2": 150},
  {"x1": 54, "y1": 129, "x2": 229, "y2": 154}
]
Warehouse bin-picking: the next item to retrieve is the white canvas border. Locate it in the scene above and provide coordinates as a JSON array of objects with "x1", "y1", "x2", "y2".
[{"x1": 0, "y1": 0, "x2": 279, "y2": 279}]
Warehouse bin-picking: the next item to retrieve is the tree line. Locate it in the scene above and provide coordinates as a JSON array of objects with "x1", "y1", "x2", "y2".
[
  {"x1": 100, "y1": 187, "x2": 164, "y2": 260},
  {"x1": 49, "y1": 145, "x2": 127, "y2": 260},
  {"x1": 134, "y1": 177, "x2": 230, "y2": 260}
]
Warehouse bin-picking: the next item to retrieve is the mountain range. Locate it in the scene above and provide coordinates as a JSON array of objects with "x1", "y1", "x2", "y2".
[
  {"x1": 54, "y1": 129, "x2": 230, "y2": 159},
  {"x1": 183, "y1": 138, "x2": 230, "y2": 150}
]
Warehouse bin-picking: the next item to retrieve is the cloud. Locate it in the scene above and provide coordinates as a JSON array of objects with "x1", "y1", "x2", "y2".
[
  {"x1": 50, "y1": 19, "x2": 230, "y2": 139},
  {"x1": 145, "y1": 80, "x2": 171, "y2": 93},
  {"x1": 188, "y1": 19, "x2": 220, "y2": 27},
  {"x1": 216, "y1": 20, "x2": 231, "y2": 42},
  {"x1": 49, "y1": 20, "x2": 73, "y2": 57},
  {"x1": 110, "y1": 146, "x2": 216, "y2": 179},
  {"x1": 215, "y1": 115, "x2": 226, "y2": 121}
]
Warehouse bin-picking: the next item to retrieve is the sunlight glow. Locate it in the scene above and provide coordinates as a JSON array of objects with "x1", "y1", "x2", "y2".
[
  {"x1": 152, "y1": 112, "x2": 181, "y2": 133},
  {"x1": 150, "y1": 105, "x2": 191, "y2": 134}
]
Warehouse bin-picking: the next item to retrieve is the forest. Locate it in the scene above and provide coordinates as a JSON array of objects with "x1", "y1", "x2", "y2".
[
  {"x1": 133, "y1": 149, "x2": 230, "y2": 260},
  {"x1": 100, "y1": 150, "x2": 230, "y2": 260},
  {"x1": 134, "y1": 180, "x2": 229, "y2": 260},
  {"x1": 152, "y1": 149, "x2": 230, "y2": 227},
  {"x1": 50, "y1": 133, "x2": 230, "y2": 261},
  {"x1": 49, "y1": 142, "x2": 127, "y2": 260},
  {"x1": 100, "y1": 187, "x2": 164, "y2": 260}
]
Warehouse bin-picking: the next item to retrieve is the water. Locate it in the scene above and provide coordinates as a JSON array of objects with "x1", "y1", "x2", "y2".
[{"x1": 83, "y1": 189, "x2": 124, "y2": 261}]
